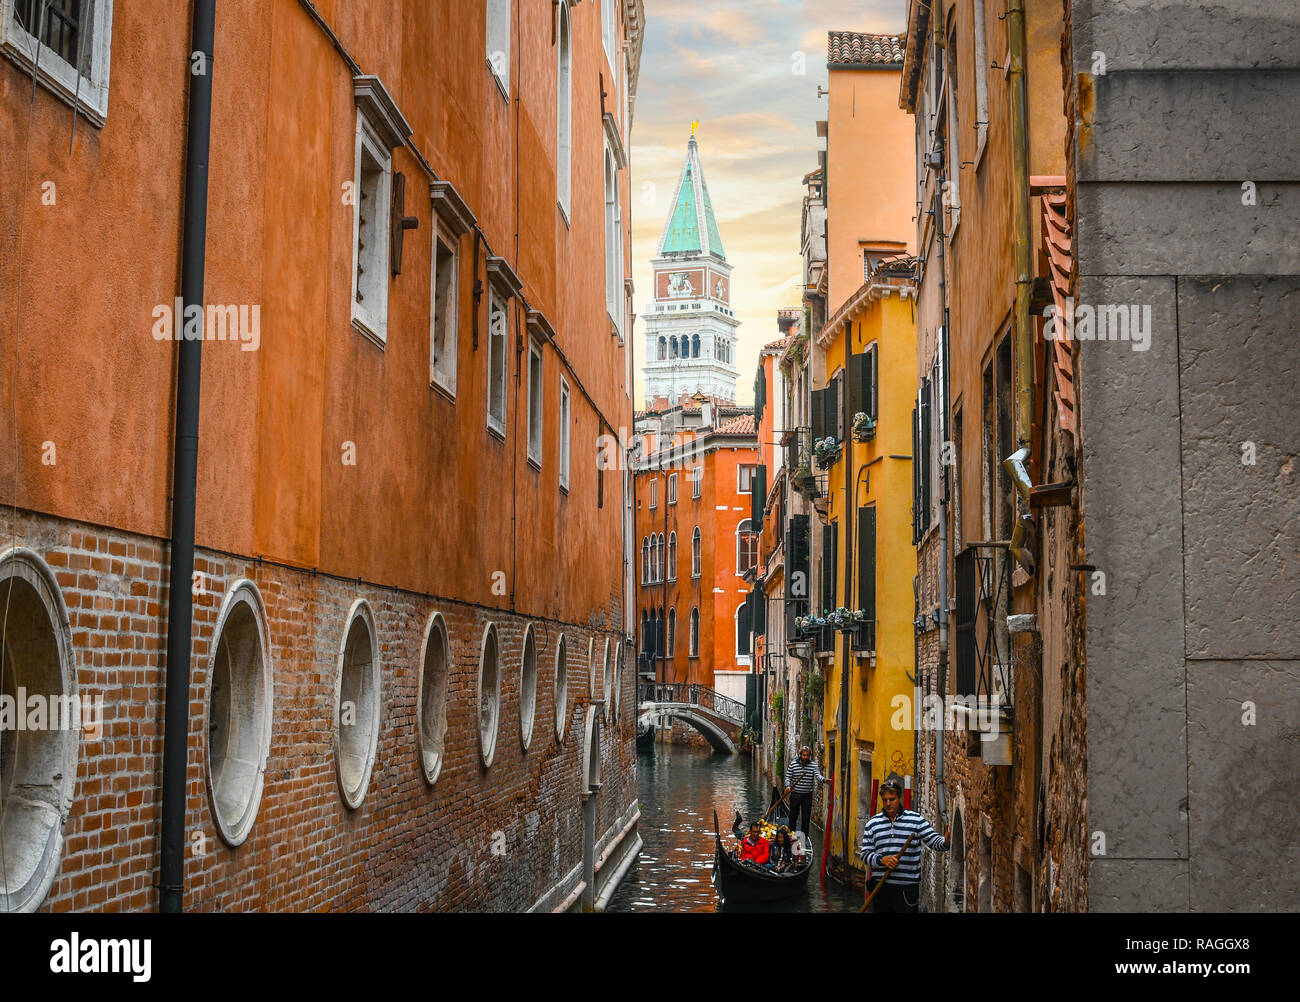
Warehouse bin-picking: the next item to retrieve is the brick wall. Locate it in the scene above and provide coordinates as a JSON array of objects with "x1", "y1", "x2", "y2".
[{"x1": 6, "y1": 507, "x2": 636, "y2": 912}]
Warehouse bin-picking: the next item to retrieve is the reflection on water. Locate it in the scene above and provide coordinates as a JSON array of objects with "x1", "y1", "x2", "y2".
[{"x1": 607, "y1": 741, "x2": 861, "y2": 913}]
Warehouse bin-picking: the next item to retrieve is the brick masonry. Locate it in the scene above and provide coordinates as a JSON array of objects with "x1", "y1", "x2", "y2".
[{"x1": 4, "y1": 507, "x2": 637, "y2": 912}]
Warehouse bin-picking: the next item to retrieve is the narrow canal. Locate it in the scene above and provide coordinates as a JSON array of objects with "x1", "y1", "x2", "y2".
[{"x1": 607, "y1": 740, "x2": 862, "y2": 913}]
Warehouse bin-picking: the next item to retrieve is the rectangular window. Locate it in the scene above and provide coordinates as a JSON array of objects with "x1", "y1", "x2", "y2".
[
  {"x1": 351, "y1": 115, "x2": 392, "y2": 346},
  {"x1": 559, "y1": 378, "x2": 571, "y2": 491},
  {"x1": 4, "y1": 0, "x2": 113, "y2": 124},
  {"x1": 528, "y1": 340, "x2": 543, "y2": 466},
  {"x1": 487, "y1": 289, "x2": 508, "y2": 435},
  {"x1": 738, "y1": 464, "x2": 757, "y2": 494},
  {"x1": 648, "y1": 478, "x2": 657, "y2": 508},
  {"x1": 944, "y1": 21, "x2": 961, "y2": 228},
  {"x1": 668, "y1": 473, "x2": 677, "y2": 505},
  {"x1": 486, "y1": 0, "x2": 510, "y2": 95},
  {"x1": 430, "y1": 224, "x2": 458, "y2": 393},
  {"x1": 692, "y1": 465, "x2": 702, "y2": 498}
]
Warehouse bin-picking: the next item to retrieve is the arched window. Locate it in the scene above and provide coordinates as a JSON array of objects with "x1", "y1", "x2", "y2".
[
  {"x1": 692, "y1": 333, "x2": 701, "y2": 357},
  {"x1": 640, "y1": 610, "x2": 648, "y2": 654},
  {"x1": 207, "y1": 580, "x2": 274, "y2": 845},
  {"x1": 0, "y1": 549, "x2": 77, "y2": 912},
  {"x1": 657, "y1": 532, "x2": 665, "y2": 582},
  {"x1": 667, "y1": 531, "x2": 677, "y2": 580},
  {"x1": 670, "y1": 335, "x2": 679, "y2": 357},
  {"x1": 478, "y1": 623, "x2": 503, "y2": 766},
  {"x1": 735, "y1": 600, "x2": 752, "y2": 663},
  {"x1": 667, "y1": 609, "x2": 676, "y2": 655},
  {"x1": 417, "y1": 611, "x2": 450, "y2": 786},
  {"x1": 689, "y1": 607, "x2": 700, "y2": 657},
  {"x1": 556, "y1": 1, "x2": 572, "y2": 212},
  {"x1": 641, "y1": 536, "x2": 649, "y2": 583},
  {"x1": 736, "y1": 518, "x2": 758, "y2": 575},
  {"x1": 520, "y1": 622, "x2": 539, "y2": 751},
  {"x1": 691, "y1": 526, "x2": 702, "y2": 578},
  {"x1": 555, "y1": 634, "x2": 569, "y2": 739},
  {"x1": 658, "y1": 336, "x2": 667, "y2": 360},
  {"x1": 336, "y1": 600, "x2": 381, "y2": 808}
]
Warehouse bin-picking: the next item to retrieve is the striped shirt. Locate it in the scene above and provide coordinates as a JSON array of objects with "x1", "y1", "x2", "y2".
[
  {"x1": 859, "y1": 808, "x2": 947, "y2": 885},
  {"x1": 784, "y1": 759, "x2": 826, "y2": 795}
]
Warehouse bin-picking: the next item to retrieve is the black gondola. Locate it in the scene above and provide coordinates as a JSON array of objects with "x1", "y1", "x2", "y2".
[
  {"x1": 636, "y1": 720, "x2": 655, "y2": 750},
  {"x1": 711, "y1": 807, "x2": 814, "y2": 904}
]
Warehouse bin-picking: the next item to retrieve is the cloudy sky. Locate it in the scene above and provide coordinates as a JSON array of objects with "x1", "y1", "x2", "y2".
[{"x1": 630, "y1": 0, "x2": 906, "y2": 408}]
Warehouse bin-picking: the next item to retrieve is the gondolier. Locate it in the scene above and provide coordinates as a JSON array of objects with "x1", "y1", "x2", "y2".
[
  {"x1": 783, "y1": 745, "x2": 827, "y2": 836},
  {"x1": 859, "y1": 777, "x2": 948, "y2": 913}
]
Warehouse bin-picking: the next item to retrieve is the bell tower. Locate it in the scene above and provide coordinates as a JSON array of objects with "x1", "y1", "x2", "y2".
[{"x1": 643, "y1": 132, "x2": 740, "y2": 404}]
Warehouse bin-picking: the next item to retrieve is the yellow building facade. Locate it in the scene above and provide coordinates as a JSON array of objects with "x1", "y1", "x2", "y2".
[{"x1": 814, "y1": 271, "x2": 918, "y2": 881}]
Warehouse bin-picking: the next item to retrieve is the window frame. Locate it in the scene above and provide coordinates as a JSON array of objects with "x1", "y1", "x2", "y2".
[
  {"x1": 350, "y1": 114, "x2": 393, "y2": 348},
  {"x1": 486, "y1": 287, "x2": 509, "y2": 437},
  {"x1": 736, "y1": 518, "x2": 757, "y2": 576},
  {"x1": 689, "y1": 607, "x2": 700, "y2": 658},
  {"x1": 737, "y1": 463, "x2": 757, "y2": 494},
  {"x1": 486, "y1": 0, "x2": 510, "y2": 98},
  {"x1": 667, "y1": 530, "x2": 677, "y2": 581},
  {"x1": 668, "y1": 472, "x2": 678, "y2": 505},
  {"x1": 559, "y1": 377, "x2": 571, "y2": 491},
  {"x1": 527, "y1": 338, "x2": 544, "y2": 468},
  {"x1": 430, "y1": 219, "x2": 460, "y2": 395},
  {"x1": 1, "y1": 0, "x2": 114, "y2": 126},
  {"x1": 556, "y1": 0, "x2": 573, "y2": 218},
  {"x1": 691, "y1": 525, "x2": 702, "y2": 578}
]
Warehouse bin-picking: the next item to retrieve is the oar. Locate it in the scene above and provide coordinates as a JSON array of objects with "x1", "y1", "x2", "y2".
[
  {"x1": 762, "y1": 794, "x2": 789, "y2": 824},
  {"x1": 859, "y1": 832, "x2": 918, "y2": 913}
]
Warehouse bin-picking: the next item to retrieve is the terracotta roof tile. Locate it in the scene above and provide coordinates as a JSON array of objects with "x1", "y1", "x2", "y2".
[
  {"x1": 765, "y1": 335, "x2": 793, "y2": 350},
  {"x1": 1039, "y1": 190, "x2": 1076, "y2": 439},
  {"x1": 828, "y1": 32, "x2": 905, "y2": 67},
  {"x1": 715, "y1": 414, "x2": 757, "y2": 436}
]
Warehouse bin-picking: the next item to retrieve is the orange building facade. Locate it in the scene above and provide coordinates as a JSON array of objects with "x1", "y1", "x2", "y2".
[
  {"x1": 634, "y1": 401, "x2": 758, "y2": 708},
  {"x1": 0, "y1": 0, "x2": 644, "y2": 912}
]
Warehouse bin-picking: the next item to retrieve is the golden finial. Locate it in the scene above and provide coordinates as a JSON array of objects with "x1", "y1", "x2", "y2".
[{"x1": 690, "y1": 120, "x2": 700, "y2": 137}]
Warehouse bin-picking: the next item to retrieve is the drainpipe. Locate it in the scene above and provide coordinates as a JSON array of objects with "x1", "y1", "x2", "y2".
[
  {"x1": 838, "y1": 330, "x2": 852, "y2": 879},
  {"x1": 160, "y1": 0, "x2": 215, "y2": 914},
  {"x1": 1005, "y1": 0, "x2": 1034, "y2": 484}
]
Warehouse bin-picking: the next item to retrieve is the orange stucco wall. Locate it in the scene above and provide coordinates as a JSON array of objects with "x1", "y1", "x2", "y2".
[
  {"x1": 825, "y1": 65, "x2": 916, "y2": 311},
  {"x1": 635, "y1": 427, "x2": 756, "y2": 688},
  {"x1": 1, "y1": 0, "x2": 632, "y2": 631}
]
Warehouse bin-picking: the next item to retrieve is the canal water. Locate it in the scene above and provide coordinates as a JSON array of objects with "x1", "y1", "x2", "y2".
[{"x1": 607, "y1": 741, "x2": 862, "y2": 913}]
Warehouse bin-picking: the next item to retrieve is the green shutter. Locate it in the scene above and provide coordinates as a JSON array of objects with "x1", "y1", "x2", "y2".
[
  {"x1": 858, "y1": 506, "x2": 876, "y2": 620},
  {"x1": 751, "y1": 464, "x2": 766, "y2": 524},
  {"x1": 811, "y1": 388, "x2": 825, "y2": 441}
]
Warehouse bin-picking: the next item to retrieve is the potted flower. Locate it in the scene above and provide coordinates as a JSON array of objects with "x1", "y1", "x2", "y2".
[
  {"x1": 813, "y1": 436, "x2": 841, "y2": 469},
  {"x1": 853, "y1": 411, "x2": 876, "y2": 441},
  {"x1": 793, "y1": 455, "x2": 816, "y2": 491}
]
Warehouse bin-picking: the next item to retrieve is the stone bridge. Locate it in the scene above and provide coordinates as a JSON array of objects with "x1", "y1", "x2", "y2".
[{"x1": 637, "y1": 682, "x2": 746, "y2": 754}]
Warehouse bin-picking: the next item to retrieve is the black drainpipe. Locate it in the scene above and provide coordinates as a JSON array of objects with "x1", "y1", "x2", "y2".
[{"x1": 160, "y1": 0, "x2": 216, "y2": 914}]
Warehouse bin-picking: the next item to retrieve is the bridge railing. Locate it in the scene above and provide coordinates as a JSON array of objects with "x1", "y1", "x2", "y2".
[{"x1": 638, "y1": 681, "x2": 746, "y2": 723}]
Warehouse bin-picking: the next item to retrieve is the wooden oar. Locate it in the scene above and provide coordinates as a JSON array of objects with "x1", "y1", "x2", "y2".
[{"x1": 859, "y1": 832, "x2": 918, "y2": 913}]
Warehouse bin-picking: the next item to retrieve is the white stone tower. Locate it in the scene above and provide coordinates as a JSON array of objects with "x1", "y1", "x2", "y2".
[{"x1": 643, "y1": 134, "x2": 740, "y2": 404}]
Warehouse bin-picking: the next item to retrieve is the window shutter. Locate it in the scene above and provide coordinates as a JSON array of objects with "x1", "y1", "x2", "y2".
[
  {"x1": 920, "y1": 377, "x2": 932, "y2": 534},
  {"x1": 751, "y1": 464, "x2": 766, "y2": 525},
  {"x1": 754, "y1": 587, "x2": 766, "y2": 633},
  {"x1": 857, "y1": 506, "x2": 876, "y2": 621},
  {"x1": 850, "y1": 352, "x2": 863, "y2": 418},
  {"x1": 811, "y1": 388, "x2": 825, "y2": 441},
  {"x1": 869, "y1": 348, "x2": 877, "y2": 420},
  {"x1": 955, "y1": 549, "x2": 977, "y2": 696},
  {"x1": 820, "y1": 524, "x2": 834, "y2": 613},
  {"x1": 915, "y1": 405, "x2": 925, "y2": 545}
]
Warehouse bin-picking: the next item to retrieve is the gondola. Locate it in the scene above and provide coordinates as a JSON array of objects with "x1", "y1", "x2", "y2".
[
  {"x1": 636, "y1": 719, "x2": 655, "y2": 750},
  {"x1": 711, "y1": 795, "x2": 814, "y2": 904}
]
